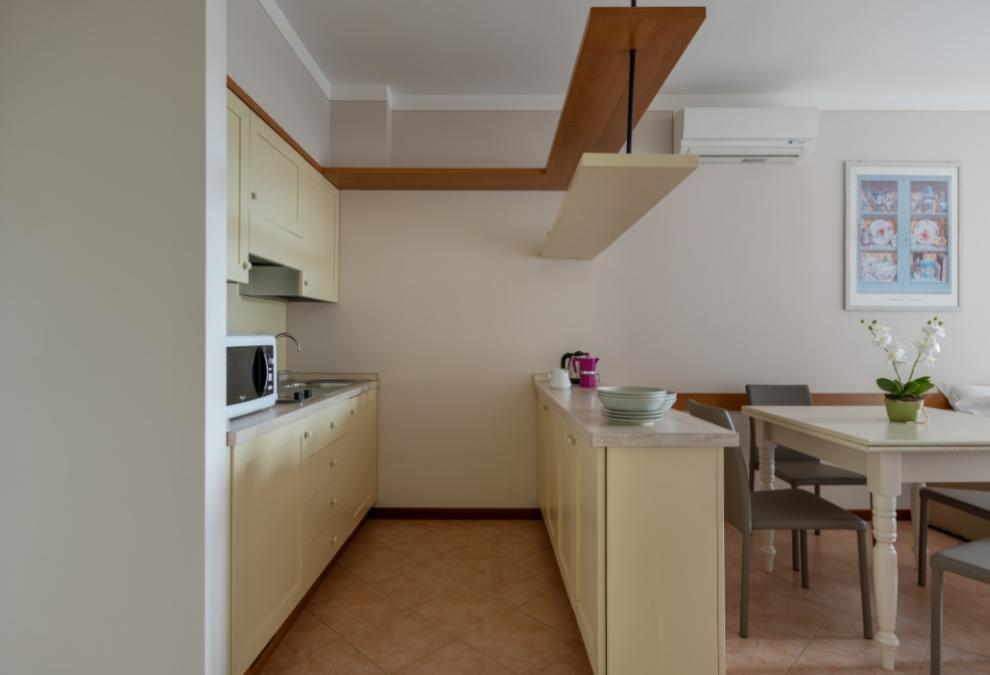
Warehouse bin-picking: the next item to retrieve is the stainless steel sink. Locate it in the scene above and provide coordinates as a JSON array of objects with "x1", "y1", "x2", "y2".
[{"x1": 277, "y1": 377, "x2": 355, "y2": 403}]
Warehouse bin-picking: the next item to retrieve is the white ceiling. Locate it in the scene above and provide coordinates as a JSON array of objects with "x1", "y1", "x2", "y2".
[{"x1": 272, "y1": 0, "x2": 990, "y2": 110}]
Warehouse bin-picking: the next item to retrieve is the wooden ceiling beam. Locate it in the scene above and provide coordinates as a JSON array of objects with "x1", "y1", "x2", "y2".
[{"x1": 228, "y1": 7, "x2": 705, "y2": 191}]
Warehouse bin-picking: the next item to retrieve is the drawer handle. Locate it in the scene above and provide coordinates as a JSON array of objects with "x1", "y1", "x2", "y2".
[
  {"x1": 330, "y1": 421, "x2": 336, "y2": 430},
  {"x1": 251, "y1": 191, "x2": 258, "y2": 200},
  {"x1": 350, "y1": 409, "x2": 355, "y2": 416},
  {"x1": 542, "y1": 404, "x2": 548, "y2": 412},
  {"x1": 303, "y1": 431, "x2": 310, "y2": 440}
]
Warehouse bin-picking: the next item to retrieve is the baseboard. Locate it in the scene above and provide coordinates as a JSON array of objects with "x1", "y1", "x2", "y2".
[
  {"x1": 849, "y1": 508, "x2": 912, "y2": 521},
  {"x1": 367, "y1": 507, "x2": 542, "y2": 520}
]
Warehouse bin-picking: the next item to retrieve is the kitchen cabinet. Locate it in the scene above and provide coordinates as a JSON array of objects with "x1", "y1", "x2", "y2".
[
  {"x1": 225, "y1": 86, "x2": 340, "y2": 301},
  {"x1": 226, "y1": 92, "x2": 251, "y2": 283},
  {"x1": 230, "y1": 420, "x2": 305, "y2": 675},
  {"x1": 247, "y1": 109, "x2": 304, "y2": 269},
  {"x1": 534, "y1": 383, "x2": 728, "y2": 675},
  {"x1": 230, "y1": 387, "x2": 378, "y2": 674}
]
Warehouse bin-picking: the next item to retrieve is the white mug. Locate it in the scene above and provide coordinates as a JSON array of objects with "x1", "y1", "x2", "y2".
[{"x1": 548, "y1": 368, "x2": 571, "y2": 389}]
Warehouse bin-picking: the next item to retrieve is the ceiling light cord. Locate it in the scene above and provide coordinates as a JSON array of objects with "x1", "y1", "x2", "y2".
[{"x1": 626, "y1": 0, "x2": 636, "y2": 153}]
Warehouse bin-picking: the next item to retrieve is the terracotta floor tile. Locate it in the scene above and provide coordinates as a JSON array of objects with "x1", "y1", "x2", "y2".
[
  {"x1": 388, "y1": 533, "x2": 466, "y2": 563},
  {"x1": 517, "y1": 587, "x2": 580, "y2": 637},
  {"x1": 266, "y1": 639, "x2": 385, "y2": 674},
  {"x1": 339, "y1": 545, "x2": 412, "y2": 584},
  {"x1": 263, "y1": 611, "x2": 340, "y2": 672},
  {"x1": 345, "y1": 609, "x2": 454, "y2": 672},
  {"x1": 469, "y1": 565, "x2": 558, "y2": 608},
  {"x1": 924, "y1": 643, "x2": 990, "y2": 674},
  {"x1": 308, "y1": 585, "x2": 408, "y2": 636},
  {"x1": 393, "y1": 640, "x2": 514, "y2": 675},
  {"x1": 524, "y1": 637, "x2": 593, "y2": 675},
  {"x1": 462, "y1": 609, "x2": 568, "y2": 673},
  {"x1": 415, "y1": 587, "x2": 511, "y2": 638},
  {"x1": 362, "y1": 520, "x2": 435, "y2": 547},
  {"x1": 789, "y1": 639, "x2": 924, "y2": 674},
  {"x1": 372, "y1": 564, "x2": 463, "y2": 607},
  {"x1": 724, "y1": 619, "x2": 807, "y2": 672},
  {"x1": 308, "y1": 566, "x2": 368, "y2": 605}
]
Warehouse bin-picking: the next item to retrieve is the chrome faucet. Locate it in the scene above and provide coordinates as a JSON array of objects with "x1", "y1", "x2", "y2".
[{"x1": 275, "y1": 331, "x2": 302, "y2": 352}]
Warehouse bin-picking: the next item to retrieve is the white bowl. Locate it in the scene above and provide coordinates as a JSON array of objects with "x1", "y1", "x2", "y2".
[
  {"x1": 597, "y1": 386, "x2": 667, "y2": 397},
  {"x1": 597, "y1": 391, "x2": 678, "y2": 413}
]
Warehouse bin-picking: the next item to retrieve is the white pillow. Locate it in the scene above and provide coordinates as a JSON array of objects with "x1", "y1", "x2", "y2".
[{"x1": 940, "y1": 383, "x2": 990, "y2": 414}]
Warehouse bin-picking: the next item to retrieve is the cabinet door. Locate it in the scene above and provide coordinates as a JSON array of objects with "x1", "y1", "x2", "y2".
[
  {"x1": 575, "y1": 435, "x2": 604, "y2": 672},
  {"x1": 535, "y1": 397, "x2": 548, "y2": 514},
  {"x1": 226, "y1": 92, "x2": 251, "y2": 283},
  {"x1": 544, "y1": 413, "x2": 560, "y2": 544},
  {"x1": 347, "y1": 390, "x2": 378, "y2": 521},
  {"x1": 299, "y1": 166, "x2": 339, "y2": 302},
  {"x1": 230, "y1": 422, "x2": 305, "y2": 675},
  {"x1": 248, "y1": 111, "x2": 303, "y2": 269},
  {"x1": 556, "y1": 421, "x2": 577, "y2": 588}
]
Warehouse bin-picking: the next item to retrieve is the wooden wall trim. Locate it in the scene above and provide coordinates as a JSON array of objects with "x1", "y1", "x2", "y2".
[
  {"x1": 672, "y1": 391, "x2": 951, "y2": 412},
  {"x1": 368, "y1": 507, "x2": 542, "y2": 520},
  {"x1": 227, "y1": 76, "x2": 324, "y2": 175}
]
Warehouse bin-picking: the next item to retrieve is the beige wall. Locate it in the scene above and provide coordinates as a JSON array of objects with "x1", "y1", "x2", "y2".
[
  {"x1": 0, "y1": 1, "x2": 225, "y2": 672},
  {"x1": 228, "y1": 0, "x2": 331, "y2": 164},
  {"x1": 289, "y1": 109, "x2": 990, "y2": 509}
]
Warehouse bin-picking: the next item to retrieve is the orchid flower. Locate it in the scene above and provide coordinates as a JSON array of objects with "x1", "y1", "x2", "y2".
[{"x1": 860, "y1": 316, "x2": 945, "y2": 400}]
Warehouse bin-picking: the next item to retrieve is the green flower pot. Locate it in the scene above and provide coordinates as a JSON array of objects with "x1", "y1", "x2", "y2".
[{"x1": 885, "y1": 397, "x2": 924, "y2": 423}]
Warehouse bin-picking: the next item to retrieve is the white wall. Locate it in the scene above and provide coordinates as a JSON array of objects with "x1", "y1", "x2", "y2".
[
  {"x1": 289, "y1": 110, "x2": 990, "y2": 509},
  {"x1": 0, "y1": 2, "x2": 225, "y2": 673},
  {"x1": 228, "y1": 0, "x2": 331, "y2": 164}
]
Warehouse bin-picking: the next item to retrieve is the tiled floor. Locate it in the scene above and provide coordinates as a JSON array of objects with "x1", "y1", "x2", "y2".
[{"x1": 261, "y1": 518, "x2": 990, "y2": 674}]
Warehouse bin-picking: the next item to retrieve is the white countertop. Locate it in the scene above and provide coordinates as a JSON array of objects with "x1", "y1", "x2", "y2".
[
  {"x1": 744, "y1": 405, "x2": 990, "y2": 452},
  {"x1": 227, "y1": 374, "x2": 378, "y2": 446},
  {"x1": 535, "y1": 379, "x2": 738, "y2": 448}
]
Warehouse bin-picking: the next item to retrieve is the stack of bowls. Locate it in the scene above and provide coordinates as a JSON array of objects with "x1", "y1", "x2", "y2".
[{"x1": 596, "y1": 386, "x2": 678, "y2": 424}]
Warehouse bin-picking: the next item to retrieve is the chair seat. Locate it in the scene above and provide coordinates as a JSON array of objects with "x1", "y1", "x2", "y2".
[
  {"x1": 774, "y1": 445, "x2": 817, "y2": 463},
  {"x1": 932, "y1": 538, "x2": 990, "y2": 585},
  {"x1": 924, "y1": 487, "x2": 990, "y2": 518},
  {"x1": 775, "y1": 461, "x2": 866, "y2": 487},
  {"x1": 751, "y1": 488, "x2": 867, "y2": 532}
]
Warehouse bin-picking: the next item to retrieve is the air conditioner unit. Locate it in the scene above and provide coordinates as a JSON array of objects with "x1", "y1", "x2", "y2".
[{"x1": 674, "y1": 107, "x2": 819, "y2": 163}]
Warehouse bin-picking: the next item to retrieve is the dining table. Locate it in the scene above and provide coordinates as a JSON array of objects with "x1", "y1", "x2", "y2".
[{"x1": 742, "y1": 404, "x2": 990, "y2": 671}]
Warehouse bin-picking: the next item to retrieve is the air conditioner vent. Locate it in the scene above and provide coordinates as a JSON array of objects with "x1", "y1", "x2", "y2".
[{"x1": 674, "y1": 107, "x2": 820, "y2": 163}]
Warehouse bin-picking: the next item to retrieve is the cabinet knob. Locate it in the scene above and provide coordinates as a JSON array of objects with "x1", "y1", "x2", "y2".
[
  {"x1": 330, "y1": 458, "x2": 337, "y2": 468},
  {"x1": 304, "y1": 279, "x2": 310, "y2": 286},
  {"x1": 242, "y1": 261, "x2": 252, "y2": 270},
  {"x1": 541, "y1": 405, "x2": 548, "y2": 412},
  {"x1": 330, "y1": 420, "x2": 336, "y2": 429},
  {"x1": 251, "y1": 191, "x2": 258, "y2": 200},
  {"x1": 331, "y1": 497, "x2": 338, "y2": 506},
  {"x1": 303, "y1": 431, "x2": 310, "y2": 440},
  {"x1": 331, "y1": 535, "x2": 338, "y2": 544},
  {"x1": 350, "y1": 409, "x2": 356, "y2": 416}
]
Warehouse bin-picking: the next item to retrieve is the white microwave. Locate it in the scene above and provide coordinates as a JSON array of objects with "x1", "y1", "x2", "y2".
[{"x1": 226, "y1": 335, "x2": 277, "y2": 419}]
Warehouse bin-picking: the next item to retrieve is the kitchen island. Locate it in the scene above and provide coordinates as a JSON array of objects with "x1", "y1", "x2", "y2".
[{"x1": 534, "y1": 377, "x2": 738, "y2": 675}]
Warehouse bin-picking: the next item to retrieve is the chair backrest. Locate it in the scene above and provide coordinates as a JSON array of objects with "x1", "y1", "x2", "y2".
[
  {"x1": 687, "y1": 400, "x2": 751, "y2": 535},
  {"x1": 746, "y1": 384, "x2": 814, "y2": 466}
]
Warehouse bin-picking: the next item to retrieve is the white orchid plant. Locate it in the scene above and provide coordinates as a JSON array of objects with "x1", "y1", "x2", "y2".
[{"x1": 861, "y1": 316, "x2": 945, "y2": 401}]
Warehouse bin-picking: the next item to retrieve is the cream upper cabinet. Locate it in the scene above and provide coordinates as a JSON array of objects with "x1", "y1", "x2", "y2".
[
  {"x1": 298, "y1": 165, "x2": 339, "y2": 302},
  {"x1": 226, "y1": 92, "x2": 251, "y2": 283},
  {"x1": 230, "y1": 420, "x2": 305, "y2": 675},
  {"x1": 247, "y1": 110, "x2": 304, "y2": 269}
]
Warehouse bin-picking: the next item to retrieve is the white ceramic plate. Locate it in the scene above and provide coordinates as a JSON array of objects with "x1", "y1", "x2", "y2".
[
  {"x1": 597, "y1": 386, "x2": 668, "y2": 397},
  {"x1": 603, "y1": 409, "x2": 667, "y2": 419}
]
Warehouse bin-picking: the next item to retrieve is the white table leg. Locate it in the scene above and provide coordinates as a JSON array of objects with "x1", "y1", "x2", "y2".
[
  {"x1": 754, "y1": 419, "x2": 777, "y2": 572},
  {"x1": 869, "y1": 455, "x2": 903, "y2": 671},
  {"x1": 910, "y1": 482, "x2": 926, "y2": 563}
]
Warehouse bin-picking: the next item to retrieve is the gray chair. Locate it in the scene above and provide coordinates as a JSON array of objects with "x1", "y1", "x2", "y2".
[
  {"x1": 688, "y1": 399, "x2": 873, "y2": 640},
  {"x1": 930, "y1": 538, "x2": 990, "y2": 674},
  {"x1": 918, "y1": 486, "x2": 990, "y2": 586},
  {"x1": 746, "y1": 384, "x2": 869, "y2": 569}
]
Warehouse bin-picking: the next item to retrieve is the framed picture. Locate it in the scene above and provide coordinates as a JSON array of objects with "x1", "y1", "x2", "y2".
[{"x1": 845, "y1": 162, "x2": 959, "y2": 310}]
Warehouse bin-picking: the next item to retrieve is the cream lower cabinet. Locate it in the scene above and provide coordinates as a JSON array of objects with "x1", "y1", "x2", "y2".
[
  {"x1": 535, "y1": 389, "x2": 725, "y2": 675},
  {"x1": 231, "y1": 389, "x2": 378, "y2": 674}
]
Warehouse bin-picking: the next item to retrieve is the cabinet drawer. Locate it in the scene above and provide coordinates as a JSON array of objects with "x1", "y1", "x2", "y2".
[
  {"x1": 303, "y1": 508, "x2": 351, "y2": 587},
  {"x1": 302, "y1": 434, "x2": 351, "y2": 500},
  {"x1": 302, "y1": 400, "x2": 352, "y2": 455},
  {"x1": 302, "y1": 469, "x2": 349, "y2": 545}
]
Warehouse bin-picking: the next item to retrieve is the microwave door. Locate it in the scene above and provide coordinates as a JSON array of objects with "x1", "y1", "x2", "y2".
[{"x1": 227, "y1": 346, "x2": 269, "y2": 405}]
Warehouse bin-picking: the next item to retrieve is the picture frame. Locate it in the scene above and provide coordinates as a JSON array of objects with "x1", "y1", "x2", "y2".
[{"x1": 845, "y1": 161, "x2": 960, "y2": 310}]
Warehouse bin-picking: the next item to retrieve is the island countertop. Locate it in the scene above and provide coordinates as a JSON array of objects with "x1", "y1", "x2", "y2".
[{"x1": 535, "y1": 378, "x2": 738, "y2": 448}]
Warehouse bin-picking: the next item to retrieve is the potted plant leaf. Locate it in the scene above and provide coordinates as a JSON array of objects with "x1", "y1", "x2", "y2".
[{"x1": 861, "y1": 317, "x2": 945, "y2": 422}]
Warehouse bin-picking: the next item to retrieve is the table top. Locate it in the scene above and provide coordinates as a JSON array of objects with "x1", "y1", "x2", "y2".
[{"x1": 743, "y1": 405, "x2": 990, "y2": 452}]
